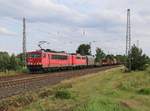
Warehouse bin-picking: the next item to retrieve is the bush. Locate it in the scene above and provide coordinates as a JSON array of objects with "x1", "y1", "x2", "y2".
[
  {"x1": 138, "y1": 88, "x2": 150, "y2": 95},
  {"x1": 39, "y1": 89, "x2": 54, "y2": 98},
  {"x1": 18, "y1": 67, "x2": 29, "y2": 73},
  {"x1": 146, "y1": 67, "x2": 150, "y2": 74},
  {"x1": 126, "y1": 45, "x2": 149, "y2": 71},
  {"x1": 55, "y1": 89, "x2": 72, "y2": 99}
]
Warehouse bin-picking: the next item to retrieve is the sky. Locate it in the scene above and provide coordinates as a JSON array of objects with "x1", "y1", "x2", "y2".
[{"x1": 0, "y1": 0, "x2": 150, "y2": 56}]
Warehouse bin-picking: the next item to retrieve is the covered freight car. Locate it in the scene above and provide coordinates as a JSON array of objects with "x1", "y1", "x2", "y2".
[{"x1": 86, "y1": 55, "x2": 95, "y2": 67}]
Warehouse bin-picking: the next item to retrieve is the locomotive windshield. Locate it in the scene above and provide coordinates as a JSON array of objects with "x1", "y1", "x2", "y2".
[{"x1": 28, "y1": 53, "x2": 41, "y2": 58}]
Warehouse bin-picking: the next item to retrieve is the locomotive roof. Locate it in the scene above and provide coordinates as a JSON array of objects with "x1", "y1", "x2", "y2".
[
  {"x1": 44, "y1": 49, "x2": 65, "y2": 53},
  {"x1": 28, "y1": 50, "x2": 91, "y2": 56},
  {"x1": 28, "y1": 49, "x2": 66, "y2": 53}
]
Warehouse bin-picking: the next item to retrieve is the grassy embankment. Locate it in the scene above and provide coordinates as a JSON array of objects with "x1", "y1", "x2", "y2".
[{"x1": 1, "y1": 66, "x2": 150, "y2": 111}]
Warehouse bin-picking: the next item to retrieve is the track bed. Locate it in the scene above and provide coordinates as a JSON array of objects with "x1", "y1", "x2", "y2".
[{"x1": 0, "y1": 65, "x2": 119, "y2": 100}]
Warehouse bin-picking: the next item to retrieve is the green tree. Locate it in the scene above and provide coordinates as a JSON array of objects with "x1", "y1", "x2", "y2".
[
  {"x1": 76, "y1": 44, "x2": 91, "y2": 55},
  {"x1": 95, "y1": 48, "x2": 106, "y2": 62},
  {"x1": 0, "y1": 52, "x2": 24, "y2": 72},
  {"x1": 0, "y1": 52, "x2": 10, "y2": 72},
  {"x1": 9, "y1": 54, "x2": 18, "y2": 70},
  {"x1": 105, "y1": 54, "x2": 114, "y2": 60},
  {"x1": 126, "y1": 45, "x2": 149, "y2": 71},
  {"x1": 116, "y1": 55, "x2": 127, "y2": 64},
  {"x1": 148, "y1": 57, "x2": 150, "y2": 65},
  {"x1": 17, "y1": 53, "x2": 26, "y2": 67}
]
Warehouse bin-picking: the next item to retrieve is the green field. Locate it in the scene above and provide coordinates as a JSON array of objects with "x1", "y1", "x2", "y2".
[{"x1": 2, "y1": 67, "x2": 150, "y2": 111}]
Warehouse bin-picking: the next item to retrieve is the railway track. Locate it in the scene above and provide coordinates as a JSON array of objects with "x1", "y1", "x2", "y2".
[{"x1": 0, "y1": 65, "x2": 119, "y2": 100}]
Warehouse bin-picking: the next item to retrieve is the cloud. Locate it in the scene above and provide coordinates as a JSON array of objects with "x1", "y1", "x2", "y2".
[
  {"x1": 0, "y1": 0, "x2": 149, "y2": 56},
  {"x1": 0, "y1": 0, "x2": 85, "y2": 25},
  {"x1": 0, "y1": 0, "x2": 123, "y2": 31},
  {"x1": 0, "y1": 27, "x2": 16, "y2": 36}
]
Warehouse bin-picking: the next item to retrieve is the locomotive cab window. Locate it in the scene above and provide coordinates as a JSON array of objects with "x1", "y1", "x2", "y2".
[
  {"x1": 76, "y1": 57, "x2": 81, "y2": 59},
  {"x1": 28, "y1": 53, "x2": 41, "y2": 58},
  {"x1": 52, "y1": 55, "x2": 68, "y2": 60}
]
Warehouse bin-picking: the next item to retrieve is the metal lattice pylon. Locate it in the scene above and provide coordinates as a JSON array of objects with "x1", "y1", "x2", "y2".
[
  {"x1": 126, "y1": 9, "x2": 131, "y2": 71},
  {"x1": 23, "y1": 18, "x2": 26, "y2": 66}
]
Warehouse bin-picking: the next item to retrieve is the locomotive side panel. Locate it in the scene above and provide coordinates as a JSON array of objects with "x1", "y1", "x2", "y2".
[
  {"x1": 41, "y1": 52, "x2": 49, "y2": 68},
  {"x1": 71, "y1": 54, "x2": 87, "y2": 66},
  {"x1": 48, "y1": 52, "x2": 71, "y2": 67}
]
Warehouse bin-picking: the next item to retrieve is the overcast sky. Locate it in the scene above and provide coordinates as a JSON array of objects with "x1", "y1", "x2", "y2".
[{"x1": 0, "y1": 0, "x2": 150, "y2": 56}]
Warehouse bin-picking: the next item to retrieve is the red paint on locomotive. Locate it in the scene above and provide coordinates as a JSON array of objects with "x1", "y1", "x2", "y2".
[
  {"x1": 71, "y1": 54, "x2": 87, "y2": 66},
  {"x1": 27, "y1": 51, "x2": 42, "y2": 65}
]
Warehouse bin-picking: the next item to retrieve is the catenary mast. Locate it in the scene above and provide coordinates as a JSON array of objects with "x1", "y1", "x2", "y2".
[
  {"x1": 126, "y1": 9, "x2": 131, "y2": 71},
  {"x1": 23, "y1": 17, "x2": 26, "y2": 66}
]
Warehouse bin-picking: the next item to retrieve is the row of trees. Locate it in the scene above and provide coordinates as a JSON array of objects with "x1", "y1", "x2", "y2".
[
  {"x1": 76, "y1": 44, "x2": 150, "y2": 71},
  {"x1": 0, "y1": 43, "x2": 149, "y2": 72},
  {"x1": 76, "y1": 44, "x2": 126, "y2": 63},
  {"x1": 0, "y1": 52, "x2": 24, "y2": 72}
]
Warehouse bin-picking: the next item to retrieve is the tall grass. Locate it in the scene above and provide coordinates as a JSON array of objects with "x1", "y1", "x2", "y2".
[{"x1": 75, "y1": 99, "x2": 134, "y2": 111}]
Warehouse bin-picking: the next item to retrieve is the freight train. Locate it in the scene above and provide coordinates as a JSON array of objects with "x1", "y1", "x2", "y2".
[{"x1": 26, "y1": 50, "x2": 118, "y2": 72}]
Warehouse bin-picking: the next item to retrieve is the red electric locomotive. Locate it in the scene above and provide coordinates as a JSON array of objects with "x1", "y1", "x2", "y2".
[{"x1": 27, "y1": 50, "x2": 87, "y2": 72}]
